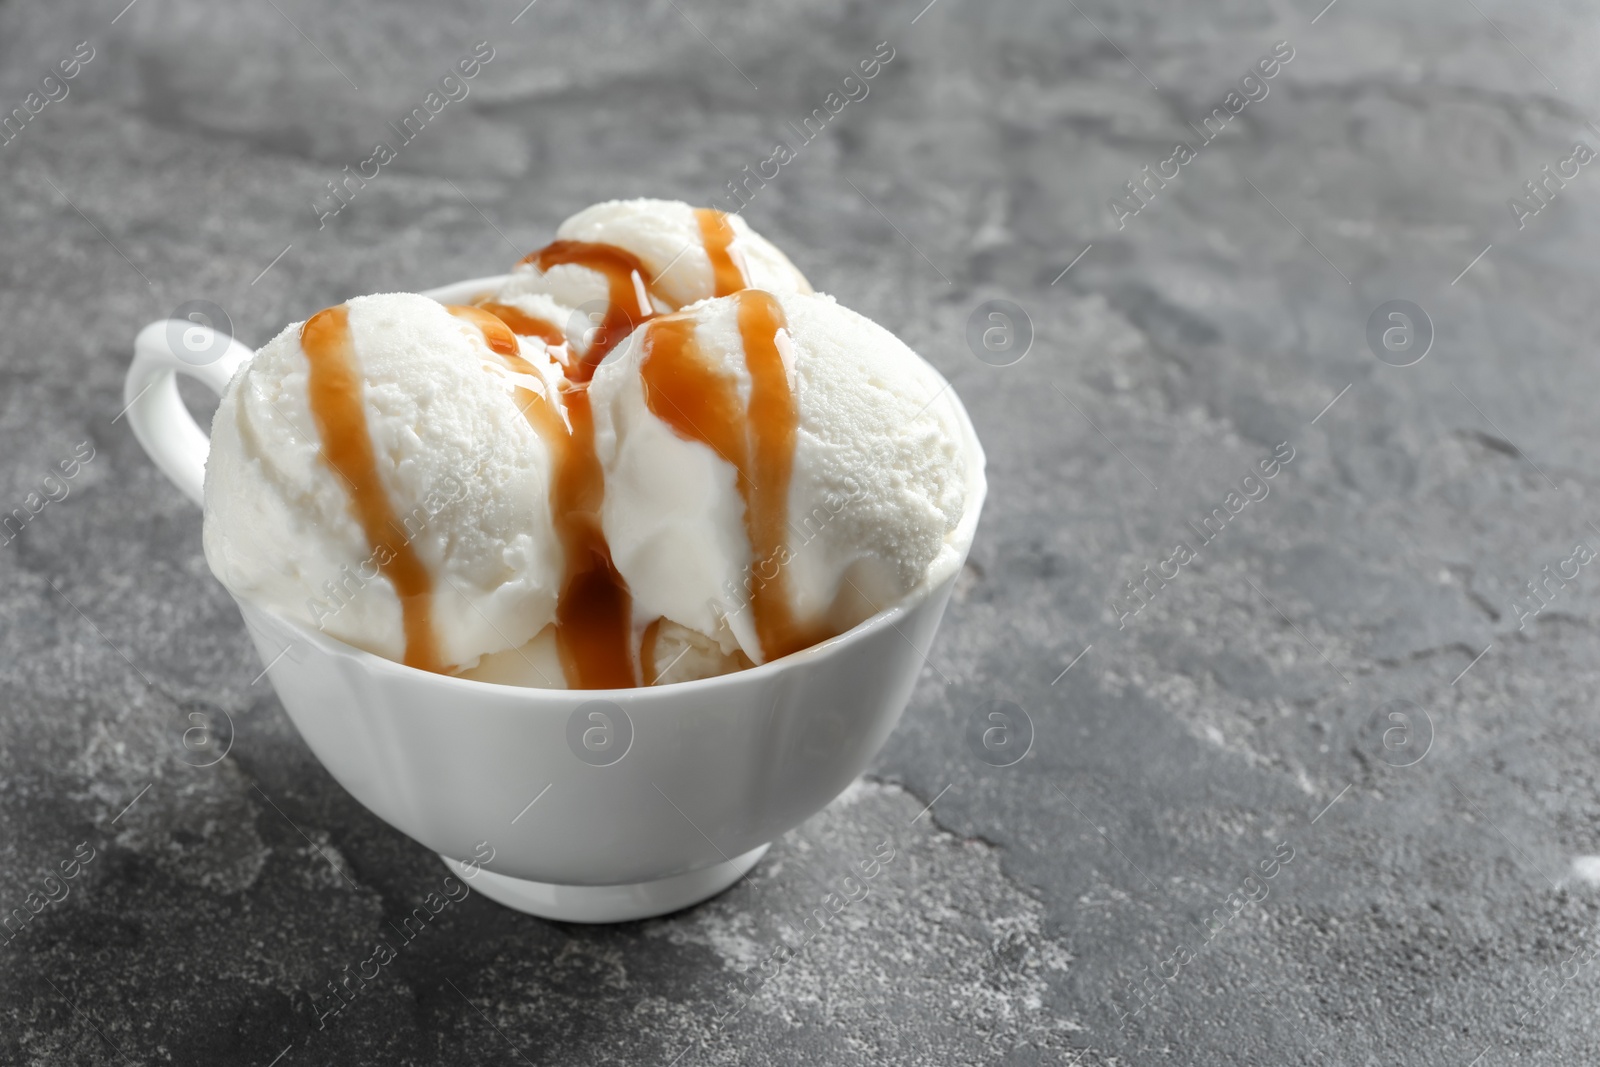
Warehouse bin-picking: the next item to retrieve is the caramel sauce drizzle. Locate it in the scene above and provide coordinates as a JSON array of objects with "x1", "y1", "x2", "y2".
[
  {"x1": 446, "y1": 305, "x2": 626, "y2": 687},
  {"x1": 695, "y1": 208, "x2": 747, "y2": 297},
  {"x1": 472, "y1": 301, "x2": 566, "y2": 348},
  {"x1": 495, "y1": 239, "x2": 666, "y2": 688},
  {"x1": 466, "y1": 207, "x2": 811, "y2": 685},
  {"x1": 447, "y1": 304, "x2": 520, "y2": 358},
  {"x1": 445, "y1": 307, "x2": 568, "y2": 447},
  {"x1": 639, "y1": 290, "x2": 829, "y2": 663},
  {"x1": 301, "y1": 305, "x2": 443, "y2": 673},
  {"x1": 521, "y1": 240, "x2": 655, "y2": 372}
]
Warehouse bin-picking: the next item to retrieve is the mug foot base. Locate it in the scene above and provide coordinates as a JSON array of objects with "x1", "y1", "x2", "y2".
[{"x1": 440, "y1": 844, "x2": 770, "y2": 923}]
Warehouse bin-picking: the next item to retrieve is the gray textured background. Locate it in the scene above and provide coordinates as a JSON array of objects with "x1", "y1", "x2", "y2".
[{"x1": 4, "y1": 0, "x2": 1600, "y2": 1063}]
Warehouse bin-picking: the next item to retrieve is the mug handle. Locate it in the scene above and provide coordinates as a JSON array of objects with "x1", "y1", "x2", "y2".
[{"x1": 124, "y1": 320, "x2": 254, "y2": 507}]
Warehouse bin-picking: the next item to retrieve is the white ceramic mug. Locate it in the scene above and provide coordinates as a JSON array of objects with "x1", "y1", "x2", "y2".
[{"x1": 125, "y1": 277, "x2": 986, "y2": 922}]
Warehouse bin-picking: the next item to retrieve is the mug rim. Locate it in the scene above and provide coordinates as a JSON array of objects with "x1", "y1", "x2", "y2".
[{"x1": 237, "y1": 272, "x2": 988, "y2": 700}]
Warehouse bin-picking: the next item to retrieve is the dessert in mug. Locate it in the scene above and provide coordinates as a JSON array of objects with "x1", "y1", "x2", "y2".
[{"x1": 202, "y1": 199, "x2": 973, "y2": 689}]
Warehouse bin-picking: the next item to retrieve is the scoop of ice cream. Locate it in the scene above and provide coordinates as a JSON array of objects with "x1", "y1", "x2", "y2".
[
  {"x1": 484, "y1": 198, "x2": 812, "y2": 356},
  {"x1": 588, "y1": 288, "x2": 971, "y2": 666},
  {"x1": 202, "y1": 292, "x2": 565, "y2": 674}
]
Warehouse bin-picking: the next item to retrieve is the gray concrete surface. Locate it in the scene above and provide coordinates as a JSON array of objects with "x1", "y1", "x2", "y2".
[{"x1": 5, "y1": 0, "x2": 1600, "y2": 1063}]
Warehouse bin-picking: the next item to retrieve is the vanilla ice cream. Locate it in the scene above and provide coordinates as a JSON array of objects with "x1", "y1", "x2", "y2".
[
  {"x1": 589, "y1": 289, "x2": 970, "y2": 668},
  {"x1": 482, "y1": 198, "x2": 812, "y2": 358},
  {"x1": 203, "y1": 200, "x2": 981, "y2": 690},
  {"x1": 202, "y1": 292, "x2": 565, "y2": 675}
]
